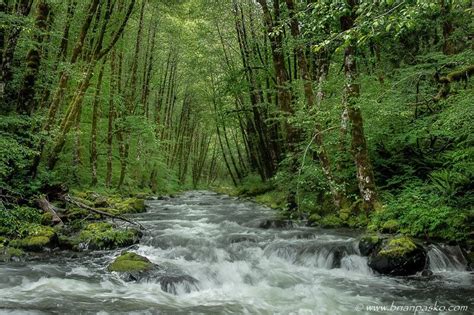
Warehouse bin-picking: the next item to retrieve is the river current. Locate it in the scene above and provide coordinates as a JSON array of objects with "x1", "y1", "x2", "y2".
[{"x1": 0, "y1": 191, "x2": 472, "y2": 314}]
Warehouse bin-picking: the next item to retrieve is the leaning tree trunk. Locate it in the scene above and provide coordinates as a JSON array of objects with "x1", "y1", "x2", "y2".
[
  {"x1": 285, "y1": 0, "x2": 347, "y2": 211},
  {"x1": 341, "y1": 0, "x2": 378, "y2": 212}
]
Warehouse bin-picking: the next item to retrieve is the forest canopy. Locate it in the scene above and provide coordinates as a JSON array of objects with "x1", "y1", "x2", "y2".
[{"x1": 1, "y1": 0, "x2": 473, "y2": 243}]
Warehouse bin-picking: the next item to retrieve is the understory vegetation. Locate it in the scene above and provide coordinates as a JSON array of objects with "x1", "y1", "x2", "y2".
[{"x1": 0, "y1": 0, "x2": 473, "y2": 257}]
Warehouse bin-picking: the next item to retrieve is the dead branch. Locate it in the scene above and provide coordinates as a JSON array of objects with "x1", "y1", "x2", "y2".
[{"x1": 63, "y1": 194, "x2": 145, "y2": 230}]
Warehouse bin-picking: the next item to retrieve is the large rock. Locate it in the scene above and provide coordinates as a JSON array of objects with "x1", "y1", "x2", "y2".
[
  {"x1": 108, "y1": 252, "x2": 199, "y2": 294},
  {"x1": 9, "y1": 225, "x2": 58, "y2": 252},
  {"x1": 358, "y1": 234, "x2": 382, "y2": 256},
  {"x1": 368, "y1": 236, "x2": 427, "y2": 276},
  {"x1": 108, "y1": 252, "x2": 153, "y2": 273}
]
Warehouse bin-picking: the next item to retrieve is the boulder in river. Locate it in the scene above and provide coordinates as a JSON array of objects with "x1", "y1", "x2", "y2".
[
  {"x1": 108, "y1": 252, "x2": 153, "y2": 273},
  {"x1": 368, "y1": 236, "x2": 427, "y2": 276},
  {"x1": 358, "y1": 234, "x2": 382, "y2": 256},
  {"x1": 108, "y1": 252, "x2": 199, "y2": 294},
  {"x1": 258, "y1": 219, "x2": 293, "y2": 229}
]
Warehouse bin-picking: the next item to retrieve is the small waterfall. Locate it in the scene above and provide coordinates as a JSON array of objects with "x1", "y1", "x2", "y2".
[
  {"x1": 427, "y1": 244, "x2": 467, "y2": 272},
  {"x1": 341, "y1": 255, "x2": 373, "y2": 275},
  {"x1": 263, "y1": 240, "x2": 359, "y2": 269}
]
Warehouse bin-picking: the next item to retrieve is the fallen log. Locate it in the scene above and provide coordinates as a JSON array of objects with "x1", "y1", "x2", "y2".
[{"x1": 63, "y1": 194, "x2": 145, "y2": 230}]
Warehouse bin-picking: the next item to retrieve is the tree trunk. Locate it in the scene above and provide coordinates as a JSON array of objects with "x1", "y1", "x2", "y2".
[
  {"x1": 285, "y1": 0, "x2": 346, "y2": 210},
  {"x1": 90, "y1": 60, "x2": 105, "y2": 186},
  {"x1": 16, "y1": 0, "x2": 50, "y2": 115},
  {"x1": 341, "y1": 0, "x2": 378, "y2": 212}
]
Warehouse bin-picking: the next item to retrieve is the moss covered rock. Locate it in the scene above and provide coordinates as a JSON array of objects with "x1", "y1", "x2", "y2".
[
  {"x1": 9, "y1": 225, "x2": 58, "y2": 251},
  {"x1": 115, "y1": 198, "x2": 146, "y2": 213},
  {"x1": 368, "y1": 236, "x2": 427, "y2": 276},
  {"x1": 359, "y1": 234, "x2": 382, "y2": 256},
  {"x1": 78, "y1": 222, "x2": 141, "y2": 250},
  {"x1": 0, "y1": 246, "x2": 25, "y2": 262},
  {"x1": 381, "y1": 219, "x2": 400, "y2": 233},
  {"x1": 108, "y1": 252, "x2": 153, "y2": 272},
  {"x1": 72, "y1": 192, "x2": 146, "y2": 215},
  {"x1": 108, "y1": 253, "x2": 199, "y2": 294},
  {"x1": 320, "y1": 215, "x2": 344, "y2": 228}
]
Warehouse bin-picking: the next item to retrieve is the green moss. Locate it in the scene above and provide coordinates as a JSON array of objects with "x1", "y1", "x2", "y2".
[
  {"x1": 0, "y1": 236, "x2": 8, "y2": 245},
  {"x1": 6, "y1": 247, "x2": 25, "y2": 257},
  {"x1": 9, "y1": 225, "x2": 57, "y2": 251},
  {"x1": 379, "y1": 236, "x2": 417, "y2": 257},
  {"x1": 0, "y1": 246, "x2": 25, "y2": 262},
  {"x1": 308, "y1": 213, "x2": 322, "y2": 225},
  {"x1": 367, "y1": 223, "x2": 378, "y2": 232},
  {"x1": 104, "y1": 197, "x2": 146, "y2": 214},
  {"x1": 41, "y1": 212, "x2": 54, "y2": 225},
  {"x1": 79, "y1": 222, "x2": 140, "y2": 250},
  {"x1": 320, "y1": 214, "x2": 344, "y2": 228},
  {"x1": 339, "y1": 206, "x2": 352, "y2": 221},
  {"x1": 255, "y1": 191, "x2": 286, "y2": 209},
  {"x1": 381, "y1": 219, "x2": 399, "y2": 233},
  {"x1": 361, "y1": 234, "x2": 380, "y2": 245},
  {"x1": 347, "y1": 214, "x2": 368, "y2": 228},
  {"x1": 108, "y1": 252, "x2": 153, "y2": 272}
]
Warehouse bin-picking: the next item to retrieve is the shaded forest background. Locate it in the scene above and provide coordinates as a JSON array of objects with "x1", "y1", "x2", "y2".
[{"x1": 1, "y1": 0, "x2": 473, "y2": 242}]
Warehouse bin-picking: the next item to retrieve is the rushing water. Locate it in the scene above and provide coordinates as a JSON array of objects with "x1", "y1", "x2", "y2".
[{"x1": 0, "y1": 191, "x2": 472, "y2": 314}]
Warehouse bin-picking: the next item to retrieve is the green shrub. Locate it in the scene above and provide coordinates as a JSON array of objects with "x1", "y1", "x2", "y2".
[
  {"x1": 0, "y1": 206, "x2": 42, "y2": 238},
  {"x1": 370, "y1": 185, "x2": 469, "y2": 241}
]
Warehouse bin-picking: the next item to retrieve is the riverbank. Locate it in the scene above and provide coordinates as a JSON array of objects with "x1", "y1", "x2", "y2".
[
  {"x1": 214, "y1": 183, "x2": 474, "y2": 270},
  {"x1": 0, "y1": 189, "x2": 155, "y2": 262},
  {"x1": 1, "y1": 191, "x2": 472, "y2": 314}
]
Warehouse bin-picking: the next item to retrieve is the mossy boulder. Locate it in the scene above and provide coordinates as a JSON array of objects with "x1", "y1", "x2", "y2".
[
  {"x1": 108, "y1": 253, "x2": 199, "y2": 294},
  {"x1": 0, "y1": 246, "x2": 25, "y2": 262},
  {"x1": 320, "y1": 215, "x2": 344, "y2": 228},
  {"x1": 368, "y1": 236, "x2": 427, "y2": 276},
  {"x1": 78, "y1": 222, "x2": 141, "y2": 250},
  {"x1": 72, "y1": 192, "x2": 146, "y2": 214},
  {"x1": 101, "y1": 197, "x2": 146, "y2": 214},
  {"x1": 115, "y1": 198, "x2": 146, "y2": 213},
  {"x1": 9, "y1": 225, "x2": 58, "y2": 251},
  {"x1": 381, "y1": 219, "x2": 400, "y2": 233},
  {"x1": 359, "y1": 234, "x2": 382, "y2": 256},
  {"x1": 108, "y1": 252, "x2": 153, "y2": 272},
  {"x1": 255, "y1": 191, "x2": 286, "y2": 209}
]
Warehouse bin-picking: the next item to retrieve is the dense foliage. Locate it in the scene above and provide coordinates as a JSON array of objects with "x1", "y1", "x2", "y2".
[{"x1": 0, "y1": 0, "x2": 473, "y2": 244}]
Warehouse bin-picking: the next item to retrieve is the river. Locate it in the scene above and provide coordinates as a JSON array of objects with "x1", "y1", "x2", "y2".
[{"x1": 0, "y1": 191, "x2": 472, "y2": 314}]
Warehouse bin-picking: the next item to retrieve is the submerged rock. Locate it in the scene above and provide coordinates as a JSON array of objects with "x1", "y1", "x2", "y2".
[
  {"x1": 368, "y1": 236, "x2": 427, "y2": 276},
  {"x1": 258, "y1": 219, "x2": 293, "y2": 229}
]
